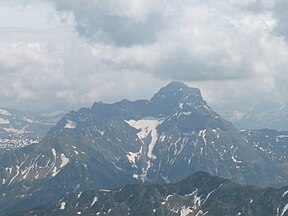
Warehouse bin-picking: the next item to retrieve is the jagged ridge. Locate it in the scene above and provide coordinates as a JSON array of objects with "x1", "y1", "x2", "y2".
[{"x1": 10, "y1": 172, "x2": 288, "y2": 216}]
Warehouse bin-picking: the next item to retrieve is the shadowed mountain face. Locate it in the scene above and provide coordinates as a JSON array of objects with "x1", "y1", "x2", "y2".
[
  {"x1": 0, "y1": 81, "x2": 287, "y2": 214},
  {"x1": 10, "y1": 172, "x2": 288, "y2": 216}
]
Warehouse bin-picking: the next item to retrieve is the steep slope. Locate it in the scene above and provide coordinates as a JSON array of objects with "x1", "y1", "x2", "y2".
[
  {"x1": 11, "y1": 172, "x2": 288, "y2": 216},
  {"x1": 239, "y1": 129, "x2": 288, "y2": 183},
  {"x1": 47, "y1": 82, "x2": 287, "y2": 186},
  {"x1": 0, "y1": 81, "x2": 287, "y2": 214}
]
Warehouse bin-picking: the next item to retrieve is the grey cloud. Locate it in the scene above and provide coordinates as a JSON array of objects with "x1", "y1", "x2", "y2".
[
  {"x1": 75, "y1": 13, "x2": 163, "y2": 46},
  {"x1": 0, "y1": 26, "x2": 166, "y2": 113},
  {"x1": 51, "y1": 0, "x2": 166, "y2": 46},
  {"x1": 152, "y1": 49, "x2": 249, "y2": 81},
  {"x1": 233, "y1": 0, "x2": 288, "y2": 41},
  {"x1": 273, "y1": 0, "x2": 288, "y2": 41},
  {"x1": 240, "y1": 0, "x2": 274, "y2": 13},
  {"x1": 0, "y1": 43, "x2": 68, "y2": 111},
  {"x1": 49, "y1": 0, "x2": 278, "y2": 82}
]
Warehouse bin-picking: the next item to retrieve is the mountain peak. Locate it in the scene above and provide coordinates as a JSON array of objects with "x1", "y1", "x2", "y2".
[
  {"x1": 160, "y1": 81, "x2": 197, "y2": 92},
  {"x1": 163, "y1": 81, "x2": 189, "y2": 90},
  {"x1": 151, "y1": 81, "x2": 203, "y2": 104}
]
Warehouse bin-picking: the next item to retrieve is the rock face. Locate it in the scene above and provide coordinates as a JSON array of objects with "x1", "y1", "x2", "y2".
[
  {"x1": 10, "y1": 172, "x2": 288, "y2": 216},
  {"x1": 0, "y1": 81, "x2": 288, "y2": 214}
]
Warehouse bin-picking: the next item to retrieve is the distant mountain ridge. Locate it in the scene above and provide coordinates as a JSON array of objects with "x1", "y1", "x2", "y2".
[
  {"x1": 0, "y1": 108, "x2": 63, "y2": 150},
  {"x1": 234, "y1": 100, "x2": 288, "y2": 131},
  {"x1": 0, "y1": 81, "x2": 287, "y2": 214},
  {"x1": 10, "y1": 172, "x2": 288, "y2": 216}
]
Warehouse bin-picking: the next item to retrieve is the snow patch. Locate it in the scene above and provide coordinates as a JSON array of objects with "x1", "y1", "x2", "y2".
[
  {"x1": 277, "y1": 135, "x2": 288, "y2": 138},
  {"x1": 0, "y1": 138, "x2": 39, "y2": 149},
  {"x1": 280, "y1": 204, "x2": 288, "y2": 216},
  {"x1": 125, "y1": 117, "x2": 163, "y2": 141},
  {"x1": 233, "y1": 111, "x2": 245, "y2": 120},
  {"x1": 6, "y1": 167, "x2": 12, "y2": 174},
  {"x1": 91, "y1": 196, "x2": 98, "y2": 206},
  {"x1": 52, "y1": 148, "x2": 57, "y2": 158},
  {"x1": 180, "y1": 206, "x2": 193, "y2": 216},
  {"x1": 231, "y1": 155, "x2": 242, "y2": 164},
  {"x1": 182, "y1": 111, "x2": 192, "y2": 115},
  {"x1": 126, "y1": 117, "x2": 163, "y2": 180},
  {"x1": 51, "y1": 166, "x2": 60, "y2": 177},
  {"x1": 77, "y1": 192, "x2": 82, "y2": 198},
  {"x1": 8, "y1": 165, "x2": 20, "y2": 185},
  {"x1": 199, "y1": 129, "x2": 207, "y2": 145},
  {"x1": 203, "y1": 188, "x2": 218, "y2": 203},
  {"x1": 60, "y1": 153, "x2": 69, "y2": 168},
  {"x1": 51, "y1": 149, "x2": 69, "y2": 177},
  {"x1": 112, "y1": 162, "x2": 122, "y2": 171},
  {"x1": 3, "y1": 127, "x2": 25, "y2": 134},
  {"x1": 60, "y1": 202, "x2": 66, "y2": 210},
  {"x1": 128, "y1": 151, "x2": 140, "y2": 164},
  {"x1": 160, "y1": 134, "x2": 166, "y2": 141},
  {"x1": 133, "y1": 160, "x2": 153, "y2": 181},
  {"x1": 148, "y1": 123, "x2": 162, "y2": 159},
  {"x1": 0, "y1": 117, "x2": 9, "y2": 125},
  {"x1": 65, "y1": 119, "x2": 76, "y2": 129},
  {"x1": 127, "y1": 148, "x2": 142, "y2": 166},
  {"x1": 0, "y1": 109, "x2": 11, "y2": 116},
  {"x1": 23, "y1": 117, "x2": 34, "y2": 123},
  {"x1": 231, "y1": 147, "x2": 242, "y2": 164},
  {"x1": 99, "y1": 189, "x2": 110, "y2": 192},
  {"x1": 166, "y1": 194, "x2": 173, "y2": 201}
]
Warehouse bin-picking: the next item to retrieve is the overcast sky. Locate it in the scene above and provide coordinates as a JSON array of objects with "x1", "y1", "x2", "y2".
[{"x1": 0, "y1": 0, "x2": 288, "y2": 116}]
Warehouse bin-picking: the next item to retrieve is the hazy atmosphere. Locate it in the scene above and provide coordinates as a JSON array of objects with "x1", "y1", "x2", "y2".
[
  {"x1": 1, "y1": 1, "x2": 288, "y2": 215},
  {"x1": 1, "y1": 0, "x2": 288, "y2": 114}
]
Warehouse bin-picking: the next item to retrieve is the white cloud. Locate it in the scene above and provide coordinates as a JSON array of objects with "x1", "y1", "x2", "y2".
[
  {"x1": 49, "y1": 0, "x2": 287, "y2": 81},
  {"x1": 0, "y1": 0, "x2": 288, "y2": 115},
  {"x1": 273, "y1": 0, "x2": 288, "y2": 41}
]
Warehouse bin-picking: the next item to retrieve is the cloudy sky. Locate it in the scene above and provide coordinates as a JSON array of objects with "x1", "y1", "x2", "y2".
[{"x1": 0, "y1": 0, "x2": 288, "y2": 117}]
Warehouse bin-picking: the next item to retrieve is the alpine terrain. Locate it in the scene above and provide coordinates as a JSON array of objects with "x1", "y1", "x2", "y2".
[
  {"x1": 234, "y1": 100, "x2": 288, "y2": 131},
  {"x1": 0, "y1": 81, "x2": 287, "y2": 214},
  {"x1": 10, "y1": 172, "x2": 288, "y2": 216},
  {"x1": 0, "y1": 108, "x2": 63, "y2": 150}
]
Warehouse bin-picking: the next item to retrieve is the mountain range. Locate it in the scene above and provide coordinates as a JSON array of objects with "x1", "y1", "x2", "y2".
[
  {"x1": 0, "y1": 81, "x2": 287, "y2": 214},
  {"x1": 0, "y1": 108, "x2": 63, "y2": 150},
  {"x1": 233, "y1": 100, "x2": 288, "y2": 131},
  {"x1": 9, "y1": 172, "x2": 288, "y2": 216}
]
